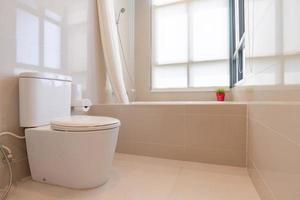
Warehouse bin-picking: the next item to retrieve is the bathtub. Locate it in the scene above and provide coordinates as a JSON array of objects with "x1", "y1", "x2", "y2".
[{"x1": 89, "y1": 101, "x2": 247, "y2": 167}]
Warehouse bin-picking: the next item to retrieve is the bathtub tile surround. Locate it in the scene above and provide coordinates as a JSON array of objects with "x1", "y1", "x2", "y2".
[
  {"x1": 7, "y1": 153, "x2": 260, "y2": 200},
  {"x1": 230, "y1": 0, "x2": 300, "y2": 198},
  {"x1": 90, "y1": 103, "x2": 247, "y2": 167},
  {"x1": 232, "y1": 88, "x2": 300, "y2": 200},
  {"x1": 246, "y1": 103, "x2": 300, "y2": 200}
]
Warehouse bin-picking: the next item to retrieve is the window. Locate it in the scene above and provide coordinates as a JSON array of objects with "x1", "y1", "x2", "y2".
[
  {"x1": 151, "y1": 0, "x2": 230, "y2": 90},
  {"x1": 230, "y1": 0, "x2": 245, "y2": 86}
]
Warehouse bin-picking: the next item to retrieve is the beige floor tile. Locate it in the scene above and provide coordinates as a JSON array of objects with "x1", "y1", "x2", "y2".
[
  {"x1": 7, "y1": 154, "x2": 260, "y2": 200},
  {"x1": 168, "y1": 161, "x2": 261, "y2": 200}
]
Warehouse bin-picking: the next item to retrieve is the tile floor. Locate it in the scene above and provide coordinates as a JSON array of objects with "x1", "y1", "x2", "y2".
[{"x1": 7, "y1": 153, "x2": 260, "y2": 200}]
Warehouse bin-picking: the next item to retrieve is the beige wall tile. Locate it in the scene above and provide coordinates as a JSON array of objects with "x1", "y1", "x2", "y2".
[
  {"x1": 116, "y1": 141, "x2": 137, "y2": 155},
  {"x1": 248, "y1": 103, "x2": 300, "y2": 145},
  {"x1": 186, "y1": 115, "x2": 246, "y2": 150},
  {"x1": 116, "y1": 141, "x2": 186, "y2": 161},
  {"x1": 133, "y1": 142, "x2": 186, "y2": 161},
  {"x1": 185, "y1": 104, "x2": 247, "y2": 116},
  {"x1": 232, "y1": 86, "x2": 300, "y2": 102},
  {"x1": 248, "y1": 160, "x2": 275, "y2": 200},
  {"x1": 184, "y1": 146, "x2": 245, "y2": 167},
  {"x1": 93, "y1": 104, "x2": 247, "y2": 167},
  {"x1": 0, "y1": 77, "x2": 28, "y2": 185},
  {"x1": 118, "y1": 107, "x2": 185, "y2": 145},
  {"x1": 248, "y1": 118, "x2": 300, "y2": 200},
  {"x1": 89, "y1": 105, "x2": 121, "y2": 118},
  {"x1": 0, "y1": 159, "x2": 30, "y2": 188}
]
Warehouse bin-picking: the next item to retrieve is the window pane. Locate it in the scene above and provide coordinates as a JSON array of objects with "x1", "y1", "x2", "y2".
[
  {"x1": 284, "y1": 56, "x2": 300, "y2": 85},
  {"x1": 152, "y1": 0, "x2": 184, "y2": 6},
  {"x1": 238, "y1": 0, "x2": 245, "y2": 39},
  {"x1": 283, "y1": 0, "x2": 300, "y2": 53},
  {"x1": 152, "y1": 65, "x2": 187, "y2": 89},
  {"x1": 249, "y1": 0, "x2": 277, "y2": 57},
  {"x1": 190, "y1": 0, "x2": 229, "y2": 61},
  {"x1": 153, "y1": 3, "x2": 188, "y2": 64},
  {"x1": 190, "y1": 61, "x2": 229, "y2": 87}
]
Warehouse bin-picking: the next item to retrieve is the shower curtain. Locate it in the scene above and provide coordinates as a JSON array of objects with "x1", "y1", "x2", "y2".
[{"x1": 96, "y1": 0, "x2": 129, "y2": 104}]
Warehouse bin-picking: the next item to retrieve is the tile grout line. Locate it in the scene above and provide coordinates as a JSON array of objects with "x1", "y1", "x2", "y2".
[
  {"x1": 246, "y1": 104, "x2": 249, "y2": 168},
  {"x1": 249, "y1": 159, "x2": 278, "y2": 200},
  {"x1": 249, "y1": 117, "x2": 300, "y2": 148},
  {"x1": 165, "y1": 161, "x2": 185, "y2": 200}
]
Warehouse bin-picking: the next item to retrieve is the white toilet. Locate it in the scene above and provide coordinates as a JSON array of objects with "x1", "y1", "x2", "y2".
[{"x1": 19, "y1": 72, "x2": 120, "y2": 189}]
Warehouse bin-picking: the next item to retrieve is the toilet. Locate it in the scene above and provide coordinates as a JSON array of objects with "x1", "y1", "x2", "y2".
[{"x1": 19, "y1": 72, "x2": 120, "y2": 189}]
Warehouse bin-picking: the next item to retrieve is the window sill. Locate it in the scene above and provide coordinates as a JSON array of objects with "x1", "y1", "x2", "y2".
[{"x1": 150, "y1": 87, "x2": 230, "y2": 93}]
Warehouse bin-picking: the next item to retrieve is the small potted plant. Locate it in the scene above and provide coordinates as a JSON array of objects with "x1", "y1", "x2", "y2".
[{"x1": 216, "y1": 88, "x2": 225, "y2": 101}]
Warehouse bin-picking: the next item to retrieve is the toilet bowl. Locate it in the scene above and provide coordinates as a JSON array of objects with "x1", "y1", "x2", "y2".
[
  {"x1": 19, "y1": 72, "x2": 120, "y2": 189},
  {"x1": 25, "y1": 116, "x2": 120, "y2": 189}
]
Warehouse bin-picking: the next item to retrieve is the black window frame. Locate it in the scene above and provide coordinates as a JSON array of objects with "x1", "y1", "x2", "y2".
[{"x1": 230, "y1": 0, "x2": 245, "y2": 87}]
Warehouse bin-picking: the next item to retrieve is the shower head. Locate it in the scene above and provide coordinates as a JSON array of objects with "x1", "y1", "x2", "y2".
[
  {"x1": 116, "y1": 8, "x2": 126, "y2": 25},
  {"x1": 120, "y1": 8, "x2": 126, "y2": 14}
]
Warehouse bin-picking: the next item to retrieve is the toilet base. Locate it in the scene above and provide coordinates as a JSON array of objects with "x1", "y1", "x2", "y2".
[{"x1": 25, "y1": 126, "x2": 119, "y2": 189}]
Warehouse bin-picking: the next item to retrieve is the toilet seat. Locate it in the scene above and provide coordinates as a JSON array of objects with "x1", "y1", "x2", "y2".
[{"x1": 51, "y1": 115, "x2": 120, "y2": 132}]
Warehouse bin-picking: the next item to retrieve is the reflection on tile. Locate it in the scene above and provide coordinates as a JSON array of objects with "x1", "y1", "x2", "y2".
[
  {"x1": 16, "y1": 8, "x2": 39, "y2": 66},
  {"x1": 44, "y1": 20, "x2": 61, "y2": 69},
  {"x1": 18, "y1": 0, "x2": 38, "y2": 10},
  {"x1": 45, "y1": 9, "x2": 62, "y2": 22},
  {"x1": 7, "y1": 154, "x2": 260, "y2": 200}
]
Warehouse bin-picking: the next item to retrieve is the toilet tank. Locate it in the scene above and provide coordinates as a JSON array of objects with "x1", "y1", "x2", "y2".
[{"x1": 19, "y1": 72, "x2": 72, "y2": 127}]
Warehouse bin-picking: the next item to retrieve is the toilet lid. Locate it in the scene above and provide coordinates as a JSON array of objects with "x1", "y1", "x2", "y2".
[{"x1": 51, "y1": 115, "x2": 121, "y2": 132}]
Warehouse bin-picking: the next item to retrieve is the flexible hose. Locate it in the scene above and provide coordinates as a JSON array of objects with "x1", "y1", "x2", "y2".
[
  {"x1": 0, "y1": 132, "x2": 24, "y2": 200},
  {"x1": 116, "y1": 9, "x2": 136, "y2": 100},
  {"x1": 0, "y1": 146, "x2": 13, "y2": 200},
  {"x1": 0, "y1": 132, "x2": 25, "y2": 140}
]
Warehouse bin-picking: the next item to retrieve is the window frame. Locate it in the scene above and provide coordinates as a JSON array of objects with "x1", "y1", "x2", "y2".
[
  {"x1": 230, "y1": 0, "x2": 246, "y2": 87},
  {"x1": 150, "y1": 0, "x2": 231, "y2": 92}
]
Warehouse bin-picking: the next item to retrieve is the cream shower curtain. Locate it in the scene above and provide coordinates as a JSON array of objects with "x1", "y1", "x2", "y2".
[{"x1": 96, "y1": 0, "x2": 129, "y2": 104}]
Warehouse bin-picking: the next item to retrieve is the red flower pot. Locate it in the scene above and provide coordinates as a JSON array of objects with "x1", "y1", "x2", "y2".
[{"x1": 216, "y1": 93, "x2": 225, "y2": 101}]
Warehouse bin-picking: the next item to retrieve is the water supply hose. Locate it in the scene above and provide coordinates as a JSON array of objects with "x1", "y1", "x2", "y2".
[
  {"x1": 0, "y1": 132, "x2": 25, "y2": 200},
  {"x1": 0, "y1": 132, "x2": 25, "y2": 140},
  {"x1": 0, "y1": 146, "x2": 13, "y2": 200}
]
